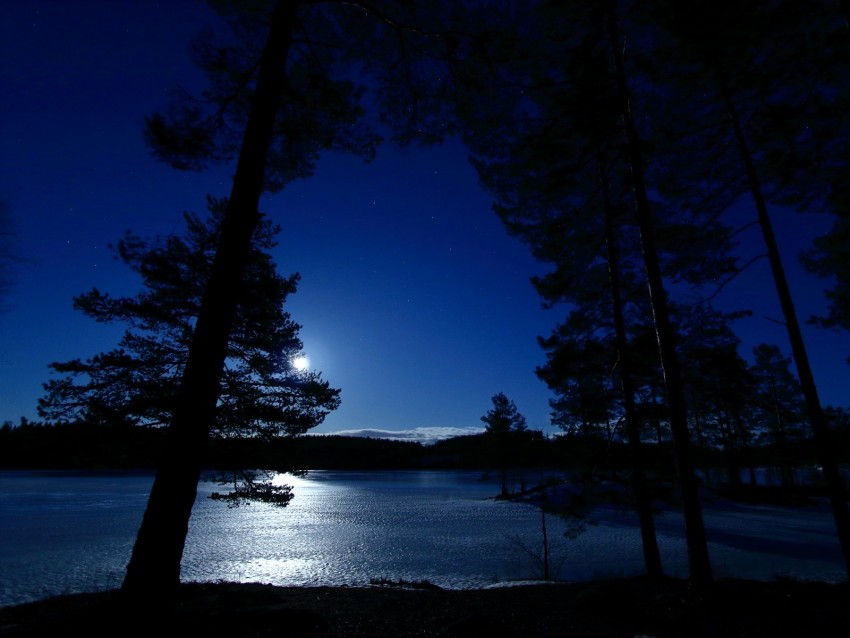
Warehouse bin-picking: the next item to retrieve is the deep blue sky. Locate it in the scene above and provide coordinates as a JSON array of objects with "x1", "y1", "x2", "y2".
[{"x1": 1, "y1": 1, "x2": 848, "y2": 442}]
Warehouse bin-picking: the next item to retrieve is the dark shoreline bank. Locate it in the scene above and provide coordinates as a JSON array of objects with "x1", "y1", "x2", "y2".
[{"x1": 2, "y1": 577, "x2": 848, "y2": 637}]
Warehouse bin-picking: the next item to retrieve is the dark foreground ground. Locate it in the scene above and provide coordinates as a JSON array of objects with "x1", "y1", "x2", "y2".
[{"x1": 1, "y1": 577, "x2": 848, "y2": 637}]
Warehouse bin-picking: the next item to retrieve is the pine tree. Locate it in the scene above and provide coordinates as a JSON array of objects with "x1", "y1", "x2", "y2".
[
  {"x1": 122, "y1": 0, "x2": 467, "y2": 599},
  {"x1": 649, "y1": 0, "x2": 850, "y2": 576},
  {"x1": 750, "y1": 344, "x2": 806, "y2": 488},
  {"x1": 458, "y1": 0, "x2": 727, "y2": 585},
  {"x1": 119, "y1": 2, "x2": 301, "y2": 599},
  {"x1": 677, "y1": 307, "x2": 755, "y2": 485},
  {"x1": 801, "y1": 209, "x2": 850, "y2": 344},
  {"x1": 481, "y1": 392, "x2": 528, "y2": 434},
  {"x1": 39, "y1": 196, "x2": 339, "y2": 451},
  {"x1": 481, "y1": 392, "x2": 528, "y2": 497}
]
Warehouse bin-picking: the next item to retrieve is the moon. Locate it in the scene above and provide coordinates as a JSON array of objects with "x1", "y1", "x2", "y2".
[{"x1": 292, "y1": 356, "x2": 309, "y2": 371}]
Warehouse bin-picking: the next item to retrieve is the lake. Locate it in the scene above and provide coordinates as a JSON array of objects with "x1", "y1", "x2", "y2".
[{"x1": 0, "y1": 469, "x2": 845, "y2": 606}]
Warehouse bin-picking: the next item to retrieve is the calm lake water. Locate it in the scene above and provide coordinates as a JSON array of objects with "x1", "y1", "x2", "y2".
[{"x1": 0, "y1": 469, "x2": 844, "y2": 606}]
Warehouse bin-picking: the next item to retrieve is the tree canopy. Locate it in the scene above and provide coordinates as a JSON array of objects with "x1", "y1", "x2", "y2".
[
  {"x1": 481, "y1": 392, "x2": 528, "y2": 434},
  {"x1": 106, "y1": 0, "x2": 850, "y2": 596},
  {"x1": 39, "y1": 196, "x2": 339, "y2": 444}
]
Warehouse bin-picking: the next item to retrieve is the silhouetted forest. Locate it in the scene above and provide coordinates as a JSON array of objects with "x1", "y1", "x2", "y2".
[
  {"x1": 7, "y1": 0, "x2": 850, "y2": 597},
  {"x1": 0, "y1": 421, "x2": 543, "y2": 470},
  {"x1": 4, "y1": 420, "x2": 848, "y2": 498}
]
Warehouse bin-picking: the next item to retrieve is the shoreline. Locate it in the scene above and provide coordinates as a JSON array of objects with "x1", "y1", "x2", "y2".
[{"x1": 2, "y1": 576, "x2": 848, "y2": 637}]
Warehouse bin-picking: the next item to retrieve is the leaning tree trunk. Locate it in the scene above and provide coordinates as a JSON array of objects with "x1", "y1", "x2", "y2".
[
  {"x1": 723, "y1": 84, "x2": 850, "y2": 578},
  {"x1": 600, "y1": 161, "x2": 664, "y2": 578},
  {"x1": 122, "y1": 0, "x2": 298, "y2": 600},
  {"x1": 606, "y1": 0, "x2": 713, "y2": 588}
]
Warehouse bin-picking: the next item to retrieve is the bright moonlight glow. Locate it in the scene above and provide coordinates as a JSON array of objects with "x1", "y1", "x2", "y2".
[{"x1": 292, "y1": 356, "x2": 309, "y2": 371}]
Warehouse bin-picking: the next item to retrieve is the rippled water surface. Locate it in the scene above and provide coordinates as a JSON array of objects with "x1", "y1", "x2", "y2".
[{"x1": 0, "y1": 469, "x2": 844, "y2": 606}]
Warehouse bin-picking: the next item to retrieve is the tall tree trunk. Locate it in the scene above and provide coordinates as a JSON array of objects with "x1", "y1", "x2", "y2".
[
  {"x1": 541, "y1": 506, "x2": 550, "y2": 581},
  {"x1": 606, "y1": 1, "x2": 713, "y2": 588},
  {"x1": 122, "y1": 0, "x2": 298, "y2": 600},
  {"x1": 600, "y1": 162, "x2": 663, "y2": 578},
  {"x1": 723, "y1": 85, "x2": 850, "y2": 577}
]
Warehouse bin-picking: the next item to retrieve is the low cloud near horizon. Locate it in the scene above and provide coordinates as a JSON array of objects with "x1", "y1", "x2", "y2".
[{"x1": 316, "y1": 426, "x2": 486, "y2": 445}]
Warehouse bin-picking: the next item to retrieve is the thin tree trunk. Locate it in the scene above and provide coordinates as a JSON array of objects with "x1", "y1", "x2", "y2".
[
  {"x1": 733, "y1": 413, "x2": 758, "y2": 486},
  {"x1": 600, "y1": 162, "x2": 663, "y2": 578},
  {"x1": 122, "y1": 0, "x2": 298, "y2": 600},
  {"x1": 606, "y1": 0, "x2": 713, "y2": 588},
  {"x1": 723, "y1": 85, "x2": 850, "y2": 576},
  {"x1": 541, "y1": 506, "x2": 550, "y2": 580}
]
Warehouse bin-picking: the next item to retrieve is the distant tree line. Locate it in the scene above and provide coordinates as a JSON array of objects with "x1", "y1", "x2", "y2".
[
  {"x1": 539, "y1": 339, "x2": 850, "y2": 489},
  {"x1": 4, "y1": 416, "x2": 848, "y2": 487},
  {"x1": 0, "y1": 419, "x2": 541, "y2": 471}
]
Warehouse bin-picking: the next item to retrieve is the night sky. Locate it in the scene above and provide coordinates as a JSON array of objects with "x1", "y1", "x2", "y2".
[{"x1": 1, "y1": 1, "x2": 848, "y2": 441}]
